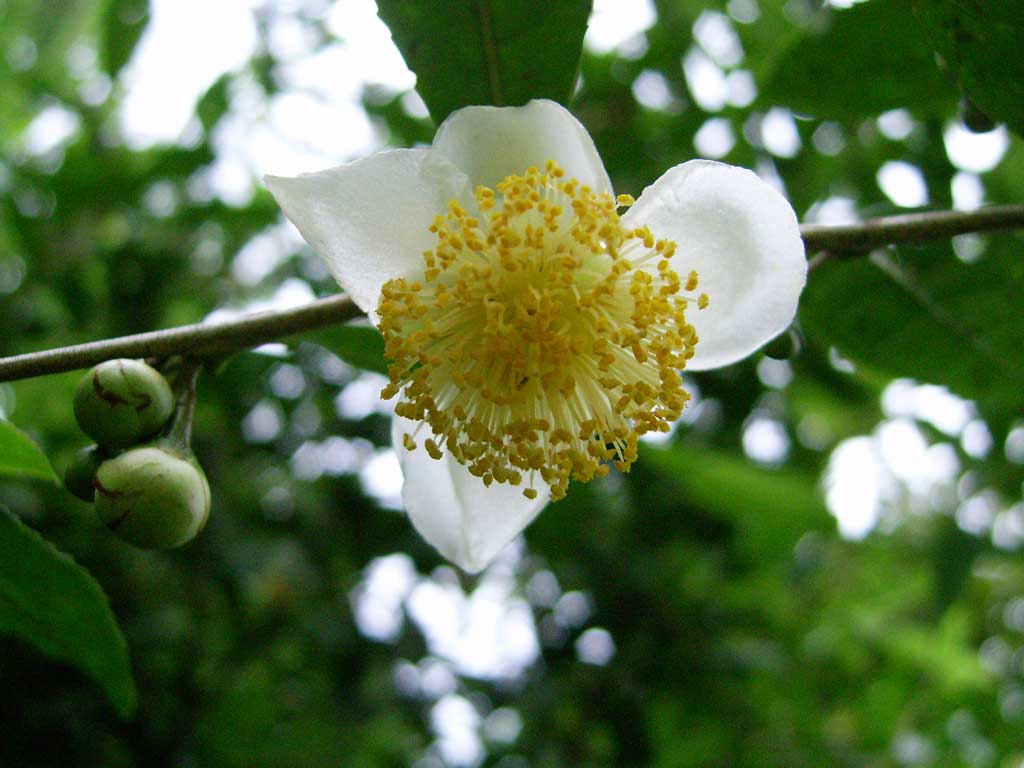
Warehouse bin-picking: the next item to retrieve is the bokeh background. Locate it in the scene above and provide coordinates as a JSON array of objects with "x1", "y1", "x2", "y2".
[{"x1": 2, "y1": 0, "x2": 1024, "y2": 765}]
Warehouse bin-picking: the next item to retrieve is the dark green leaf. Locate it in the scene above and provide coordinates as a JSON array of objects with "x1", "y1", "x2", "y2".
[
  {"x1": 0, "y1": 420, "x2": 57, "y2": 483},
  {"x1": 913, "y1": 0, "x2": 1024, "y2": 137},
  {"x1": 196, "y1": 74, "x2": 231, "y2": 132},
  {"x1": 302, "y1": 324, "x2": 388, "y2": 376},
  {"x1": 100, "y1": 0, "x2": 149, "y2": 77},
  {"x1": 800, "y1": 238, "x2": 1024, "y2": 413},
  {"x1": 376, "y1": 0, "x2": 593, "y2": 124},
  {"x1": 0, "y1": 508, "x2": 136, "y2": 717},
  {"x1": 760, "y1": 0, "x2": 956, "y2": 119},
  {"x1": 643, "y1": 443, "x2": 832, "y2": 562}
]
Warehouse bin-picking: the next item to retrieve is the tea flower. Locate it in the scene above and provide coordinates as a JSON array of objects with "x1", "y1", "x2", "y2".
[{"x1": 266, "y1": 99, "x2": 805, "y2": 572}]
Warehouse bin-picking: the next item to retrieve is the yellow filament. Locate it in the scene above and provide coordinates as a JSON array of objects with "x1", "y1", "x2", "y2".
[{"x1": 378, "y1": 160, "x2": 705, "y2": 501}]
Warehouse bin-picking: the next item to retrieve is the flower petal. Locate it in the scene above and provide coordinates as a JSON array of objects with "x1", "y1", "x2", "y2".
[
  {"x1": 264, "y1": 149, "x2": 470, "y2": 316},
  {"x1": 623, "y1": 160, "x2": 806, "y2": 371},
  {"x1": 432, "y1": 99, "x2": 612, "y2": 194},
  {"x1": 391, "y1": 416, "x2": 550, "y2": 573}
]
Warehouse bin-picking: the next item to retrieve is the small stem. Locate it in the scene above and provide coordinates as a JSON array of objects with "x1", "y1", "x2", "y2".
[
  {"x1": 164, "y1": 361, "x2": 202, "y2": 450},
  {"x1": 0, "y1": 204, "x2": 1022, "y2": 384}
]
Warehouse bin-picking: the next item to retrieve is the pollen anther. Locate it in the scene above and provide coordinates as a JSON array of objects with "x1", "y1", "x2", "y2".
[{"x1": 378, "y1": 161, "x2": 703, "y2": 501}]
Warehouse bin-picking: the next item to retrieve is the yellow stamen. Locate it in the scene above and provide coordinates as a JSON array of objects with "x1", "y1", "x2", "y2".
[{"x1": 379, "y1": 161, "x2": 705, "y2": 501}]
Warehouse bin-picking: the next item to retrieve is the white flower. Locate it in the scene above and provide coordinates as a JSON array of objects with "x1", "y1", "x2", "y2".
[{"x1": 266, "y1": 99, "x2": 806, "y2": 573}]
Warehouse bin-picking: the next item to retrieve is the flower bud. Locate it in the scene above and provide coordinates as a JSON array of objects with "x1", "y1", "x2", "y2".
[
  {"x1": 64, "y1": 445, "x2": 107, "y2": 502},
  {"x1": 94, "y1": 444, "x2": 211, "y2": 549},
  {"x1": 74, "y1": 359, "x2": 175, "y2": 449}
]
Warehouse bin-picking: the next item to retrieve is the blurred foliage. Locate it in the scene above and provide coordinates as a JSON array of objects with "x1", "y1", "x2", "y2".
[
  {"x1": 1, "y1": 0, "x2": 1024, "y2": 766},
  {"x1": 913, "y1": 0, "x2": 1024, "y2": 137}
]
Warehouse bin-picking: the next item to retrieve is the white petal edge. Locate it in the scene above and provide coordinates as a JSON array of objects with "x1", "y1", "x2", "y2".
[
  {"x1": 391, "y1": 415, "x2": 550, "y2": 573},
  {"x1": 623, "y1": 160, "x2": 806, "y2": 371},
  {"x1": 264, "y1": 149, "x2": 470, "y2": 317},
  {"x1": 432, "y1": 99, "x2": 613, "y2": 194}
]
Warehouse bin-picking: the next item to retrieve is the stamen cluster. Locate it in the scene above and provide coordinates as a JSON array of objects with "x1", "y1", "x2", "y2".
[{"x1": 377, "y1": 160, "x2": 705, "y2": 500}]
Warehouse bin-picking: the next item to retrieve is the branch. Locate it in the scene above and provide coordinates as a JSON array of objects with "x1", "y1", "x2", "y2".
[
  {"x1": 0, "y1": 295, "x2": 362, "y2": 383},
  {"x1": 800, "y1": 204, "x2": 1024, "y2": 253},
  {"x1": 1, "y1": 205, "x2": 1022, "y2": 384}
]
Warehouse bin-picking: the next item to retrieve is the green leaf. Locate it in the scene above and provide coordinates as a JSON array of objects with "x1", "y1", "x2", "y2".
[
  {"x1": 759, "y1": 0, "x2": 956, "y2": 119},
  {"x1": 913, "y1": 0, "x2": 1024, "y2": 137},
  {"x1": 800, "y1": 239, "x2": 1024, "y2": 413},
  {"x1": 0, "y1": 508, "x2": 136, "y2": 717},
  {"x1": 0, "y1": 420, "x2": 57, "y2": 483},
  {"x1": 642, "y1": 444, "x2": 832, "y2": 563},
  {"x1": 376, "y1": 0, "x2": 593, "y2": 124},
  {"x1": 301, "y1": 324, "x2": 388, "y2": 376},
  {"x1": 99, "y1": 0, "x2": 149, "y2": 77}
]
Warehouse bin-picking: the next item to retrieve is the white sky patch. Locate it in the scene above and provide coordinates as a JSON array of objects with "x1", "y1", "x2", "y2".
[
  {"x1": 576, "y1": 627, "x2": 616, "y2": 666},
  {"x1": 826, "y1": 407, "x2": 963, "y2": 540},
  {"x1": 120, "y1": 0, "x2": 417, "y2": 203},
  {"x1": 430, "y1": 695, "x2": 484, "y2": 768},
  {"x1": 693, "y1": 10, "x2": 744, "y2": 67},
  {"x1": 742, "y1": 415, "x2": 791, "y2": 466},
  {"x1": 956, "y1": 490, "x2": 998, "y2": 536},
  {"x1": 335, "y1": 372, "x2": 394, "y2": 421},
  {"x1": 761, "y1": 107, "x2": 801, "y2": 158},
  {"x1": 360, "y1": 449, "x2": 404, "y2": 508},
  {"x1": 632, "y1": 69, "x2": 674, "y2": 111},
  {"x1": 23, "y1": 104, "x2": 81, "y2": 155},
  {"x1": 757, "y1": 357, "x2": 793, "y2": 389},
  {"x1": 953, "y1": 233, "x2": 985, "y2": 264},
  {"x1": 231, "y1": 222, "x2": 304, "y2": 285},
  {"x1": 952, "y1": 171, "x2": 985, "y2": 211},
  {"x1": 1005, "y1": 424, "x2": 1024, "y2": 464},
  {"x1": 877, "y1": 161, "x2": 928, "y2": 208},
  {"x1": 812, "y1": 122, "x2": 846, "y2": 156},
  {"x1": 585, "y1": 0, "x2": 657, "y2": 54},
  {"x1": 683, "y1": 47, "x2": 728, "y2": 112},
  {"x1": 993, "y1": 504, "x2": 1024, "y2": 550},
  {"x1": 205, "y1": 277, "x2": 316, "y2": 326},
  {"x1": 806, "y1": 195, "x2": 857, "y2": 225},
  {"x1": 694, "y1": 117, "x2": 735, "y2": 159},
  {"x1": 944, "y1": 122, "x2": 1009, "y2": 173},
  {"x1": 727, "y1": 0, "x2": 760, "y2": 23},
  {"x1": 881, "y1": 379, "x2": 976, "y2": 437},
  {"x1": 351, "y1": 553, "x2": 418, "y2": 642},
  {"x1": 406, "y1": 569, "x2": 541, "y2": 682},
  {"x1": 825, "y1": 436, "x2": 890, "y2": 540},
  {"x1": 877, "y1": 109, "x2": 915, "y2": 141},
  {"x1": 726, "y1": 69, "x2": 757, "y2": 108},
  {"x1": 242, "y1": 399, "x2": 284, "y2": 443},
  {"x1": 482, "y1": 708, "x2": 522, "y2": 745},
  {"x1": 961, "y1": 420, "x2": 993, "y2": 459},
  {"x1": 119, "y1": 0, "x2": 258, "y2": 147},
  {"x1": 291, "y1": 435, "x2": 375, "y2": 480}
]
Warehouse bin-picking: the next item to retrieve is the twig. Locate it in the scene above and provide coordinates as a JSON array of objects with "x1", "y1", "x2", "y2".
[
  {"x1": 800, "y1": 204, "x2": 1024, "y2": 254},
  {"x1": 1, "y1": 205, "x2": 1022, "y2": 384},
  {"x1": 0, "y1": 295, "x2": 361, "y2": 383}
]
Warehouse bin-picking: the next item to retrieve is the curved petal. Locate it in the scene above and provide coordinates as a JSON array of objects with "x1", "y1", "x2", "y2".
[
  {"x1": 391, "y1": 416, "x2": 550, "y2": 573},
  {"x1": 264, "y1": 149, "x2": 470, "y2": 316},
  {"x1": 432, "y1": 99, "x2": 612, "y2": 194},
  {"x1": 623, "y1": 160, "x2": 806, "y2": 371}
]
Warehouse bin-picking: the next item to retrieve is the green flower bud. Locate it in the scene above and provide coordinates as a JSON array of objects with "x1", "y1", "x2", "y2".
[
  {"x1": 64, "y1": 445, "x2": 107, "y2": 502},
  {"x1": 94, "y1": 444, "x2": 211, "y2": 549},
  {"x1": 74, "y1": 359, "x2": 175, "y2": 449}
]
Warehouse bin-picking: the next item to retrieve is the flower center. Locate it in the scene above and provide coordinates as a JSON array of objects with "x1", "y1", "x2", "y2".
[{"x1": 378, "y1": 161, "x2": 706, "y2": 501}]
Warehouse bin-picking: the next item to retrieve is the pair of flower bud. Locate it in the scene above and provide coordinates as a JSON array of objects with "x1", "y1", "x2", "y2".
[{"x1": 64, "y1": 359, "x2": 210, "y2": 549}]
